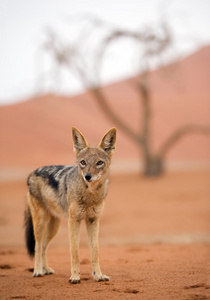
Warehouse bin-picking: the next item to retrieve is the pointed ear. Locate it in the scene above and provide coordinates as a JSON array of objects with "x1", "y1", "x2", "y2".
[
  {"x1": 72, "y1": 127, "x2": 88, "y2": 155},
  {"x1": 98, "y1": 128, "x2": 117, "y2": 156}
]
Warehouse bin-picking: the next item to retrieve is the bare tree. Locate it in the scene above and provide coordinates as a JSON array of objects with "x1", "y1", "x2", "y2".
[{"x1": 41, "y1": 17, "x2": 210, "y2": 176}]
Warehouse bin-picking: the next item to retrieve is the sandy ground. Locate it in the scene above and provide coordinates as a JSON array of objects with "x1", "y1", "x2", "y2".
[{"x1": 0, "y1": 171, "x2": 210, "y2": 299}]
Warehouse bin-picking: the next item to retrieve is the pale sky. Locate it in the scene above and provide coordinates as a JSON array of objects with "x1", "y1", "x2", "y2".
[{"x1": 0, "y1": 0, "x2": 210, "y2": 104}]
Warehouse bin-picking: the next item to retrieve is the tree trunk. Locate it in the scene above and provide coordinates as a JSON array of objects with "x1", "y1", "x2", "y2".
[{"x1": 143, "y1": 156, "x2": 164, "y2": 176}]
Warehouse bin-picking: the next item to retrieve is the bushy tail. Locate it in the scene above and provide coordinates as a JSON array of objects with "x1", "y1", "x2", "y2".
[{"x1": 24, "y1": 205, "x2": 35, "y2": 258}]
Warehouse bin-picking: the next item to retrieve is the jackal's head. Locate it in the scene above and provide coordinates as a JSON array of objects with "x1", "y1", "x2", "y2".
[{"x1": 72, "y1": 127, "x2": 117, "y2": 184}]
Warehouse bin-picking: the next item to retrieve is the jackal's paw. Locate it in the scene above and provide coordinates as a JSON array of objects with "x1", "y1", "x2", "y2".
[
  {"x1": 93, "y1": 273, "x2": 110, "y2": 282},
  {"x1": 69, "y1": 275, "x2": 80, "y2": 284},
  {"x1": 33, "y1": 269, "x2": 44, "y2": 277},
  {"x1": 43, "y1": 267, "x2": 54, "y2": 275}
]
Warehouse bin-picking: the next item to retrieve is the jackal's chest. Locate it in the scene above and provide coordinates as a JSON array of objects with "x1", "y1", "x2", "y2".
[
  {"x1": 68, "y1": 180, "x2": 108, "y2": 220},
  {"x1": 70, "y1": 192, "x2": 105, "y2": 220},
  {"x1": 77, "y1": 203, "x2": 104, "y2": 220}
]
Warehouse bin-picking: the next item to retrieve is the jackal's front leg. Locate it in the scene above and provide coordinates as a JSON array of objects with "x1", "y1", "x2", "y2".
[
  {"x1": 68, "y1": 215, "x2": 81, "y2": 284},
  {"x1": 86, "y1": 217, "x2": 109, "y2": 282}
]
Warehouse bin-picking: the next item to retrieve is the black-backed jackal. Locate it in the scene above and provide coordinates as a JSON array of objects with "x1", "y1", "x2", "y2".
[{"x1": 24, "y1": 127, "x2": 116, "y2": 283}]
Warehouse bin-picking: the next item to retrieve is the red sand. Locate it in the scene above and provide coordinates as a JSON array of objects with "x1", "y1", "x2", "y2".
[{"x1": 0, "y1": 171, "x2": 210, "y2": 299}]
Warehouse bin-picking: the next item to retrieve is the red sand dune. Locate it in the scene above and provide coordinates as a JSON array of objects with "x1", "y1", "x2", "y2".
[{"x1": 0, "y1": 46, "x2": 210, "y2": 173}]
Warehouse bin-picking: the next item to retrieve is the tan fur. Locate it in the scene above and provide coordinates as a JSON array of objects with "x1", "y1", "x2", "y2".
[{"x1": 25, "y1": 127, "x2": 116, "y2": 283}]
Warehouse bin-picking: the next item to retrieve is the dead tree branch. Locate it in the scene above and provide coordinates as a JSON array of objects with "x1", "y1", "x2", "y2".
[
  {"x1": 158, "y1": 124, "x2": 210, "y2": 158},
  {"x1": 40, "y1": 16, "x2": 210, "y2": 175},
  {"x1": 90, "y1": 87, "x2": 142, "y2": 145}
]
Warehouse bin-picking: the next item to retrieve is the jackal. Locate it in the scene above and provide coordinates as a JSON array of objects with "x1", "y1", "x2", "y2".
[{"x1": 24, "y1": 127, "x2": 116, "y2": 283}]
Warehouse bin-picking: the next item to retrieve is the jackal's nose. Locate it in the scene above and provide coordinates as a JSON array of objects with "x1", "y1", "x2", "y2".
[{"x1": 85, "y1": 173, "x2": 92, "y2": 182}]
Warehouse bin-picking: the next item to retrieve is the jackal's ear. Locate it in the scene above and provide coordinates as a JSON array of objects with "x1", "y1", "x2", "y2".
[
  {"x1": 72, "y1": 127, "x2": 88, "y2": 155},
  {"x1": 98, "y1": 128, "x2": 117, "y2": 156}
]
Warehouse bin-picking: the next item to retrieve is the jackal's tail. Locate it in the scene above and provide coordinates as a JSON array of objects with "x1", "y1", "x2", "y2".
[{"x1": 24, "y1": 204, "x2": 35, "y2": 258}]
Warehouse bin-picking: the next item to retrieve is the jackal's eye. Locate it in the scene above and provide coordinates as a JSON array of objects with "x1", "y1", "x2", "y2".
[
  {"x1": 80, "y1": 160, "x2": 86, "y2": 166},
  {"x1": 97, "y1": 160, "x2": 104, "y2": 166}
]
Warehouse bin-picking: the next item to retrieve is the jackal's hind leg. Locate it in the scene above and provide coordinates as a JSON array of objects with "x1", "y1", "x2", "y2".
[
  {"x1": 28, "y1": 194, "x2": 50, "y2": 277},
  {"x1": 42, "y1": 216, "x2": 61, "y2": 275}
]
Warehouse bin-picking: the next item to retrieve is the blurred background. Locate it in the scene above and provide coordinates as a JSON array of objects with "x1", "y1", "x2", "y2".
[
  {"x1": 0, "y1": 0, "x2": 210, "y2": 246},
  {"x1": 0, "y1": 0, "x2": 210, "y2": 178}
]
